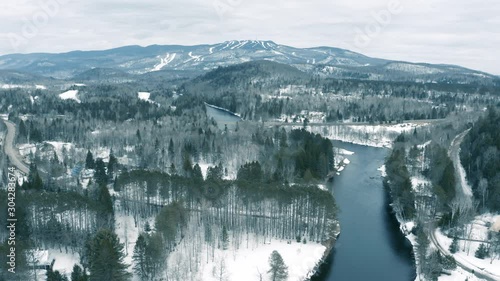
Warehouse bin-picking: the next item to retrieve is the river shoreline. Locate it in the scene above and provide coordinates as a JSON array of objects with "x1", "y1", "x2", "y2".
[
  {"x1": 383, "y1": 184, "x2": 418, "y2": 281},
  {"x1": 310, "y1": 142, "x2": 416, "y2": 281}
]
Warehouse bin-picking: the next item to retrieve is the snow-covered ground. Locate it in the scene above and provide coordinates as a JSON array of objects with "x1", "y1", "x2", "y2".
[
  {"x1": 435, "y1": 214, "x2": 500, "y2": 278},
  {"x1": 47, "y1": 249, "x2": 80, "y2": 276},
  {"x1": 59, "y1": 90, "x2": 81, "y2": 103},
  {"x1": 137, "y1": 91, "x2": 151, "y2": 101},
  {"x1": 45, "y1": 141, "x2": 74, "y2": 161},
  {"x1": 34, "y1": 248, "x2": 81, "y2": 280},
  {"x1": 115, "y1": 213, "x2": 140, "y2": 273},
  {"x1": 151, "y1": 53, "x2": 176, "y2": 71},
  {"x1": 493, "y1": 217, "x2": 500, "y2": 232},
  {"x1": 18, "y1": 143, "x2": 37, "y2": 157},
  {"x1": 201, "y1": 238, "x2": 325, "y2": 281},
  {"x1": 275, "y1": 111, "x2": 326, "y2": 124},
  {"x1": 1, "y1": 84, "x2": 32, "y2": 89},
  {"x1": 305, "y1": 123, "x2": 427, "y2": 148},
  {"x1": 167, "y1": 232, "x2": 326, "y2": 281},
  {"x1": 137, "y1": 92, "x2": 160, "y2": 106},
  {"x1": 410, "y1": 176, "x2": 431, "y2": 193},
  {"x1": 438, "y1": 267, "x2": 484, "y2": 281}
]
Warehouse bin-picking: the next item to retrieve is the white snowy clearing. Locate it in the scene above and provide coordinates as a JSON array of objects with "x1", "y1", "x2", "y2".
[
  {"x1": 34, "y1": 248, "x2": 81, "y2": 280},
  {"x1": 1, "y1": 84, "x2": 32, "y2": 89},
  {"x1": 59, "y1": 90, "x2": 81, "y2": 103},
  {"x1": 410, "y1": 176, "x2": 431, "y2": 193},
  {"x1": 200, "y1": 239, "x2": 325, "y2": 281},
  {"x1": 138, "y1": 92, "x2": 160, "y2": 107},
  {"x1": 138, "y1": 92, "x2": 151, "y2": 101},
  {"x1": 166, "y1": 233, "x2": 326, "y2": 281},
  {"x1": 45, "y1": 141, "x2": 74, "y2": 161},
  {"x1": 114, "y1": 212, "x2": 145, "y2": 274},
  {"x1": 113, "y1": 207, "x2": 327, "y2": 281}
]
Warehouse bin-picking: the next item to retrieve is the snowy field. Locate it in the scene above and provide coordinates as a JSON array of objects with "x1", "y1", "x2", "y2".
[
  {"x1": 166, "y1": 234, "x2": 326, "y2": 281},
  {"x1": 34, "y1": 248, "x2": 81, "y2": 280},
  {"x1": 138, "y1": 92, "x2": 160, "y2": 106},
  {"x1": 200, "y1": 239, "x2": 325, "y2": 281},
  {"x1": 59, "y1": 90, "x2": 81, "y2": 103}
]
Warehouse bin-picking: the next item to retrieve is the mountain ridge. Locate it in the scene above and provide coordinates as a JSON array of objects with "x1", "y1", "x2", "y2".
[{"x1": 0, "y1": 40, "x2": 497, "y2": 84}]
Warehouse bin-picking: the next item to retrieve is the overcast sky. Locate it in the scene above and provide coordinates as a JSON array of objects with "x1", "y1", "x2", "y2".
[{"x1": 1, "y1": 0, "x2": 499, "y2": 74}]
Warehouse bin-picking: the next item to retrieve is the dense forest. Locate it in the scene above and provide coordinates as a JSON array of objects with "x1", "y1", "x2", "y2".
[
  {"x1": 461, "y1": 108, "x2": 500, "y2": 212},
  {"x1": 1, "y1": 57, "x2": 499, "y2": 281},
  {"x1": 0, "y1": 82, "x2": 339, "y2": 281}
]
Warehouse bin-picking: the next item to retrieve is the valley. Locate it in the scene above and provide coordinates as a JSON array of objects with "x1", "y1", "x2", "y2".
[{"x1": 0, "y1": 41, "x2": 499, "y2": 281}]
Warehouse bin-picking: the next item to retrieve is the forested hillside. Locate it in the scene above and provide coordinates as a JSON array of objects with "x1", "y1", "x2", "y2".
[
  {"x1": 461, "y1": 108, "x2": 500, "y2": 212},
  {"x1": 1, "y1": 54, "x2": 499, "y2": 281}
]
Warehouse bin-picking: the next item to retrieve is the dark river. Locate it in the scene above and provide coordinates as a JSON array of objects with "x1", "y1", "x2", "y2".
[
  {"x1": 311, "y1": 141, "x2": 415, "y2": 281},
  {"x1": 205, "y1": 103, "x2": 241, "y2": 130},
  {"x1": 205, "y1": 105, "x2": 416, "y2": 280}
]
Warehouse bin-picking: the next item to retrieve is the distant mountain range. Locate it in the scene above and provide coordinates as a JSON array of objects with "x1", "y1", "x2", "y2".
[{"x1": 0, "y1": 40, "x2": 498, "y2": 84}]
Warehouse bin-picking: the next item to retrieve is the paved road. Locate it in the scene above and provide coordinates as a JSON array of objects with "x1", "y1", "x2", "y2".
[
  {"x1": 2, "y1": 119, "x2": 29, "y2": 174},
  {"x1": 426, "y1": 129, "x2": 500, "y2": 281},
  {"x1": 429, "y1": 227, "x2": 499, "y2": 281},
  {"x1": 449, "y1": 129, "x2": 473, "y2": 212}
]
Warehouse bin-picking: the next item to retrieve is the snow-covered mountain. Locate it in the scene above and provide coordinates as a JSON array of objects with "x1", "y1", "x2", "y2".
[{"x1": 0, "y1": 40, "x2": 497, "y2": 84}]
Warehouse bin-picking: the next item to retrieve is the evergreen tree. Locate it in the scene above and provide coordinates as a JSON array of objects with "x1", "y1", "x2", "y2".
[
  {"x1": 145, "y1": 233, "x2": 165, "y2": 280},
  {"x1": 133, "y1": 234, "x2": 148, "y2": 280},
  {"x1": 96, "y1": 184, "x2": 114, "y2": 229},
  {"x1": 136, "y1": 129, "x2": 142, "y2": 142},
  {"x1": 207, "y1": 164, "x2": 223, "y2": 182},
  {"x1": 155, "y1": 203, "x2": 187, "y2": 249},
  {"x1": 475, "y1": 243, "x2": 489, "y2": 259},
  {"x1": 449, "y1": 237, "x2": 459, "y2": 254},
  {"x1": 24, "y1": 162, "x2": 43, "y2": 190},
  {"x1": 107, "y1": 152, "x2": 117, "y2": 180},
  {"x1": 192, "y1": 163, "x2": 203, "y2": 183},
  {"x1": 132, "y1": 233, "x2": 164, "y2": 281},
  {"x1": 18, "y1": 119, "x2": 27, "y2": 139},
  {"x1": 71, "y1": 264, "x2": 88, "y2": 281},
  {"x1": 268, "y1": 250, "x2": 288, "y2": 281},
  {"x1": 169, "y1": 163, "x2": 177, "y2": 175},
  {"x1": 86, "y1": 229, "x2": 131, "y2": 281},
  {"x1": 168, "y1": 138, "x2": 174, "y2": 155},
  {"x1": 279, "y1": 129, "x2": 288, "y2": 148},
  {"x1": 182, "y1": 154, "x2": 193, "y2": 176},
  {"x1": 94, "y1": 158, "x2": 107, "y2": 185},
  {"x1": 441, "y1": 255, "x2": 457, "y2": 270},
  {"x1": 144, "y1": 222, "x2": 151, "y2": 233},
  {"x1": 85, "y1": 150, "x2": 95, "y2": 169},
  {"x1": 47, "y1": 266, "x2": 69, "y2": 281}
]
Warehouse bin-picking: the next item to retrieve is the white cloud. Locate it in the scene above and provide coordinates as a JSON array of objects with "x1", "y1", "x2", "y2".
[{"x1": 0, "y1": 0, "x2": 499, "y2": 74}]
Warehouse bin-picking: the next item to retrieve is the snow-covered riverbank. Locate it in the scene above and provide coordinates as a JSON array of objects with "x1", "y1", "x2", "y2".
[{"x1": 305, "y1": 123, "x2": 428, "y2": 148}]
